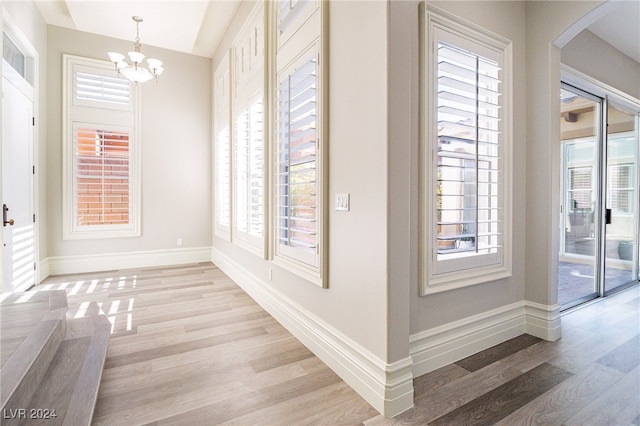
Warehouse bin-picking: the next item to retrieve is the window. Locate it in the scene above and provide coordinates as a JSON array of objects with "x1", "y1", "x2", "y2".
[
  {"x1": 276, "y1": 52, "x2": 318, "y2": 267},
  {"x1": 232, "y1": 3, "x2": 266, "y2": 253},
  {"x1": 214, "y1": 53, "x2": 232, "y2": 240},
  {"x1": 74, "y1": 125, "x2": 130, "y2": 226},
  {"x1": 272, "y1": 0, "x2": 326, "y2": 286},
  {"x1": 606, "y1": 129, "x2": 637, "y2": 217},
  {"x1": 420, "y1": 6, "x2": 512, "y2": 294},
  {"x1": 3, "y1": 32, "x2": 26, "y2": 78},
  {"x1": 608, "y1": 164, "x2": 633, "y2": 213},
  {"x1": 234, "y1": 97, "x2": 264, "y2": 248},
  {"x1": 568, "y1": 166, "x2": 593, "y2": 211},
  {"x1": 63, "y1": 55, "x2": 140, "y2": 239},
  {"x1": 277, "y1": 0, "x2": 317, "y2": 47}
]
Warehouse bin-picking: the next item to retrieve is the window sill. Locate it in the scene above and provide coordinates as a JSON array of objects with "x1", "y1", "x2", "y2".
[{"x1": 421, "y1": 264, "x2": 512, "y2": 295}]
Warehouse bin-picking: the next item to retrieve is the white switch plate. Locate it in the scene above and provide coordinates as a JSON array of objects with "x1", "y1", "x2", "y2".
[{"x1": 335, "y1": 193, "x2": 350, "y2": 211}]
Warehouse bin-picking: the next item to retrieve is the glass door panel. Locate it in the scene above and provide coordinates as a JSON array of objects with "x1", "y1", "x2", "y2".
[
  {"x1": 559, "y1": 87, "x2": 601, "y2": 308},
  {"x1": 604, "y1": 104, "x2": 638, "y2": 293}
]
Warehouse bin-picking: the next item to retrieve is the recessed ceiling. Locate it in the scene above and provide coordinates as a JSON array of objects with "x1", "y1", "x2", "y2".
[
  {"x1": 34, "y1": 0, "x2": 241, "y2": 58},
  {"x1": 587, "y1": 0, "x2": 640, "y2": 63}
]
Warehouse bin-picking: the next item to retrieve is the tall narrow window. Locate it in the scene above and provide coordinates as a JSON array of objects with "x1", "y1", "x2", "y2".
[
  {"x1": 273, "y1": 0, "x2": 326, "y2": 286},
  {"x1": 231, "y1": 2, "x2": 265, "y2": 254},
  {"x1": 234, "y1": 97, "x2": 264, "y2": 245},
  {"x1": 276, "y1": 53, "x2": 318, "y2": 266},
  {"x1": 63, "y1": 55, "x2": 140, "y2": 239},
  {"x1": 436, "y1": 42, "x2": 501, "y2": 260},
  {"x1": 421, "y1": 6, "x2": 512, "y2": 293}
]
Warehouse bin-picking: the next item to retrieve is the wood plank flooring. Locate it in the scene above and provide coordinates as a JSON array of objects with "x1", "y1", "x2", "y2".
[
  {"x1": 36, "y1": 263, "x2": 640, "y2": 425},
  {"x1": 365, "y1": 284, "x2": 640, "y2": 426},
  {"x1": 38, "y1": 263, "x2": 377, "y2": 425}
]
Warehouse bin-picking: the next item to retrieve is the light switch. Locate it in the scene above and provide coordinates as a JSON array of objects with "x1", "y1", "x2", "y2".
[{"x1": 335, "y1": 193, "x2": 350, "y2": 211}]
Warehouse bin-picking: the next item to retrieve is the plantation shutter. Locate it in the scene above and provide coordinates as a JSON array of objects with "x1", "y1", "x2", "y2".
[
  {"x1": 216, "y1": 126, "x2": 231, "y2": 228},
  {"x1": 248, "y1": 100, "x2": 264, "y2": 235},
  {"x1": 569, "y1": 167, "x2": 592, "y2": 210},
  {"x1": 277, "y1": 0, "x2": 316, "y2": 44},
  {"x1": 235, "y1": 99, "x2": 264, "y2": 238},
  {"x1": 607, "y1": 165, "x2": 632, "y2": 213},
  {"x1": 276, "y1": 54, "x2": 318, "y2": 265},
  {"x1": 74, "y1": 125, "x2": 131, "y2": 227},
  {"x1": 75, "y1": 72, "x2": 130, "y2": 105},
  {"x1": 236, "y1": 110, "x2": 250, "y2": 233},
  {"x1": 436, "y1": 39, "x2": 502, "y2": 260}
]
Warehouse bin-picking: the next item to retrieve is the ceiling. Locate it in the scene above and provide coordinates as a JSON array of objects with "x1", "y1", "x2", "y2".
[
  {"x1": 587, "y1": 0, "x2": 640, "y2": 63},
  {"x1": 31, "y1": 0, "x2": 640, "y2": 62},
  {"x1": 34, "y1": 0, "x2": 242, "y2": 58}
]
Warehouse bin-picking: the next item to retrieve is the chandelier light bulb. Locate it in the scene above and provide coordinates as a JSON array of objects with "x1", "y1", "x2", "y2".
[
  {"x1": 128, "y1": 51, "x2": 145, "y2": 65},
  {"x1": 108, "y1": 52, "x2": 125, "y2": 63}
]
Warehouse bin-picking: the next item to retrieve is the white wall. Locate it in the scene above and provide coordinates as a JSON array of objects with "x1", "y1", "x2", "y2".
[
  {"x1": 562, "y1": 29, "x2": 640, "y2": 100},
  {"x1": 46, "y1": 26, "x2": 212, "y2": 260}
]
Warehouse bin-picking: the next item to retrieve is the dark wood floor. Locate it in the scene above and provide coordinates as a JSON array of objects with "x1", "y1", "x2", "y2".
[
  {"x1": 366, "y1": 284, "x2": 640, "y2": 425},
  {"x1": 36, "y1": 263, "x2": 640, "y2": 425}
]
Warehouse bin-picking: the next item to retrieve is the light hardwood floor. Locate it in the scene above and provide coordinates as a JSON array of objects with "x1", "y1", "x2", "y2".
[
  {"x1": 37, "y1": 263, "x2": 640, "y2": 425},
  {"x1": 38, "y1": 263, "x2": 378, "y2": 425}
]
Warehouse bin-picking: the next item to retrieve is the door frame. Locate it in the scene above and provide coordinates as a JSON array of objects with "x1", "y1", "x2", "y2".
[
  {"x1": 2, "y1": 8, "x2": 40, "y2": 291},
  {"x1": 560, "y1": 66, "x2": 640, "y2": 308}
]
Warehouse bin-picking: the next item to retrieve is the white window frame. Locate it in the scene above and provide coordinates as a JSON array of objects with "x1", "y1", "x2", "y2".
[
  {"x1": 214, "y1": 51, "x2": 232, "y2": 241},
  {"x1": 420, "y1": 5, "x2": 513, "y2": 295},
  {"x1": 271, "y1": 0, "x2": 328, "y2": 287},
  {"x1": 62, "y1": 54, "x2": 141, "y2": 240},
  {"x1": 231, "y1": 2, "x2": 267, "y2": 256}
]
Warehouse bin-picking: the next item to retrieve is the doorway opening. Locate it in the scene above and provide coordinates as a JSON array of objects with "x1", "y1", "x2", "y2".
[{"x1": 559, "y1": 81, "x2": 640, "y2": 310}]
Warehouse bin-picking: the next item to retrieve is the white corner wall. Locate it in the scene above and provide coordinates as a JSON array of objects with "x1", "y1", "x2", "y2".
[
  {"x1": 211, "y1": 0, "x2": 414, "y2": 418},
  {"x1": 45, "y1": 26, "x2": 212, "y2": 275}
]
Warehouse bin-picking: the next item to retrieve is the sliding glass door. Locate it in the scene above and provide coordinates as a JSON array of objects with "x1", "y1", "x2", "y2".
[
  {"x1": 559, "y1": 83, "x2": 639, "y2": 310},
  {"x1": 603, "y1": 104, "x2": 638, "y2": 294},
  {"x1": 559, "y1": 87, "x2": 600, "y2": 307}
]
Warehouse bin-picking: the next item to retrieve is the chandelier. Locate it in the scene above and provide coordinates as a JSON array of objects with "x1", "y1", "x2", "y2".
[{"x1": 108, "y1": 16, "x2": 164, "y2": 83}]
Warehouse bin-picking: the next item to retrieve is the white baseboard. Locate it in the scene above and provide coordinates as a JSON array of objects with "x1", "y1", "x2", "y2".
[
  {"x1": 410, "y1": 300, "x2": 561, "y2": 378},
  {"x1": 211, "y1": 248, "x2": 414, "y2": 418},
  {"x1": 44, "y1": 247, "x2": 212, "y2": 276},
  {"x1": 525, "y1": 301, "x2": 562, "y2": 341},
  {"x1": 38, "y1": 259, "x2": 51, "y2": 284}
]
